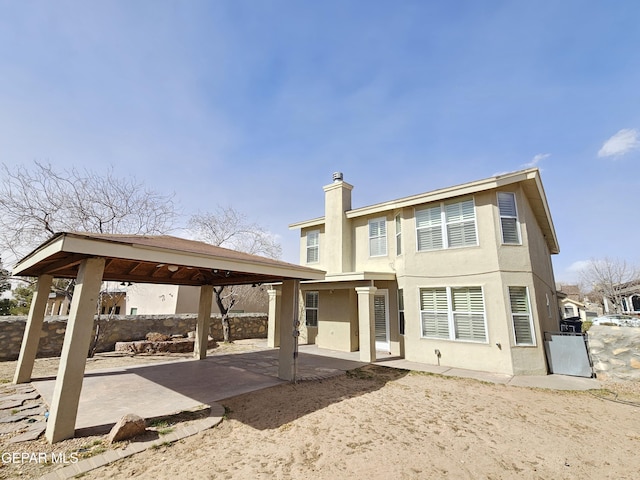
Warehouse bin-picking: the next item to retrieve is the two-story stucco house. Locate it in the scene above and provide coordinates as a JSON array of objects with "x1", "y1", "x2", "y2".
[{"x1": 280, "y1": 168, "x2": 561, "y2": 376}]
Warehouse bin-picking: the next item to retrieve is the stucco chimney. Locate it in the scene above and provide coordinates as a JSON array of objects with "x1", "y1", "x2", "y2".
[{"x1": 323, "y1": 173, "x2": 353, "y2": 274}]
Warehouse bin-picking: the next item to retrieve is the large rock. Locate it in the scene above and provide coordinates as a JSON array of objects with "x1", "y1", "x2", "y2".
[{"x1": 107, "y1": 413, "x2": 146, "y2": 444}]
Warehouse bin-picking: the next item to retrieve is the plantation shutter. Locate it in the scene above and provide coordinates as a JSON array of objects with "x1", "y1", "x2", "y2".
[
  {"x1": 416, "y1": 206, "x2": 443, "y2": 250},
  {"x1": 509, "y1": 287, "x2": 533, "y2": 345},
  {"x1": 306, "y1": 231, "x2": 319, "y2": 263},
  {"x1": 420, "y1": 288, "x2": 449, "y2": 338},
  {"x1": 369, "y1": 218, "x2": 387, "y2": 256},
  {"x1": 305, "y1": 291, "x2": 319, "y2": 327},
  {"x1": 445, "y1": 199, "x2": 477, "y2": 247},
  {"x1": 452, "y1": 287, "x2": 486, "y2": 341},
  {"x1": 374, "y1": 295, "x2": 387, "y2": 343},
  {"x1": 498, "y1": 193, "x2": 520, "y2": 244}
]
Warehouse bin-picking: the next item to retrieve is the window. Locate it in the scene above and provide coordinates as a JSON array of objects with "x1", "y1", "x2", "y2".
[
  {"x1": 369, "y1": 217, "x2": 387, "y2": 257},
  {"x1": 130, "y1": 307, "x2": 138, "y2": 315},
  {"x1": 398, "y1": 289, "x2": 405, "y2": 335},
  {"x1": 306, "y1": 230, "x2": 319, "y2": 263},
  {"x1": 498, "y1": 192, "x2": 520, "y2": 244},
  {"x1": 305, "y1": 291, "x2": 319, "y2": 327},
  {"x1": 395, "y1": 214, "x2": 402, "y2": 255},
  {"x1": 451, "y1": 287, "x2": 486, "y2": 341},
  {"x1": 420, "y1": 286, "x2": 487, "y2": 342},
  {"x1": 416, "y1": 198, "x2": 477, "y2": 251},
  {"x1": 509, "y1": 287, "x2": 535, "y2": 345}
]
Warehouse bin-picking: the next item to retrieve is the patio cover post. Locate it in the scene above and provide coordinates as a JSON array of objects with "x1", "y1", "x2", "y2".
[
  {"x1": 194, "y1": 284, "x2": 213, "y2": 359},
  {"x1": 267, "y1": 287, "x2": 281, "y2": 348},
  {"x1": 356, "y1": 286, "x2": 377, "y2": 363},
  {"x1": 46, "y1": 257, "x2": 105, "y2": 443},
  {"x1": 13, "y1": 274, "x2": 53, "y2": 384},
  {"x1": 278, "y1": 279, "x2": 299, "y2": 381}
]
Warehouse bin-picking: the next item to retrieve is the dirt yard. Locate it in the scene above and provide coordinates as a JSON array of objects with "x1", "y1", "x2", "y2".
[{"x1": 1, "y1": 344, "x2": 639, "y2": 480}]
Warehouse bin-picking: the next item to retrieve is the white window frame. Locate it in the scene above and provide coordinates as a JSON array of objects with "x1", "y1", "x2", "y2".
[
  {"x1": 369, "y1": 217, "x2": 387, "y2": 257},
  {"x1": 416, "y1": 198, "x2": 478, "y2": 252},
  {"x1": 305, "y1": 291, "x2": 319, "y2": 327},
  {"x1": 395, "y1": 213, "x2": 402, "y2": 256},
  {"x1": 306, "y1": 230, "x2": 319, "y2": 264},
  {"x1": 498, "y1": 192, "x2": 521, "y2": 244},
  {"x1": 419, "y1": 286, "x2": 488, "y2": 343},
  {"x1": 508, "y1": 286, "x2": 536, "y2": 346},
  {"x1": 398, "y1": 288, "x2": 405, "y2": 336}
]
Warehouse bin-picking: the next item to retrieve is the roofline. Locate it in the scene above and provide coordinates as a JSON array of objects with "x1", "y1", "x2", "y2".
[
  {"x1": 344, "y1": 168, "x2": 540, "y2": 218},
  {"x1": 287, "y1": 168, "x2": 559, "y2": 254},
  {"x1": 12, "y1": 232, "x2": 326, "y2": 281}
]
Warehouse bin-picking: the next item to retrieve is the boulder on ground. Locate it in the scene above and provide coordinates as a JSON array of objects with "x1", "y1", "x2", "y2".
[
  {"x1": 107, "y1": 413, "x2": 146, "y2": 444},
  {"x1": 146, "y1": 332, "x2": 171, "y2": 342}
]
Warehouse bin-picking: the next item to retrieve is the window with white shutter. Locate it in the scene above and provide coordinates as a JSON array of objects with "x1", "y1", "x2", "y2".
[
  {"x1": 306, "y1": 230, "x2": 319, "y2": 263},
  {"x1": 420, "y1": 286, "x2": 487, "y2": 342},
  {"x1": 445, "y1": 199, "x2": 477, "y2": 248},
  {"x1": 369, "y1": 217, "x2": 387, "y2": 257},
  {"x1": 498, "y1": 192, "x2": 521, "y2": 244},
  {"x1": 420, "y1": 288, "x2": 449, "y2": 338},
  {"x1": 509, "y1": 286, "x2": 535, "y2": 345},
  {"x1": 451, "y1": 287, "x2": 487, "y2": 341},
  {"x1": 416, "y1": 198, "x2": 477, "y2": 251},
  {"x1": 305, "y1": 291, "x2": 319, "y2": 327},
  {"x1": 395, "y1": 214, "x2": 402, "y2": 255}
]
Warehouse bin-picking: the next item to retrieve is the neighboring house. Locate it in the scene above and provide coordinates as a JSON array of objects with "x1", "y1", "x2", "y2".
[
  {"x1": 612, "y1": 280, "x2": 640, "y2": 315},
  {"x1": 45, "y1": 282, "x2": 127, "y2": 316},
  {"x1": 280, "y1": 168, "x2": 561, "y2": 376},
  {"x1": 556, "y1": 284, "x2": 599, "y2": 322},
  {"x1": 125, "y1": 284, "x2": 268, "y2": 315}
]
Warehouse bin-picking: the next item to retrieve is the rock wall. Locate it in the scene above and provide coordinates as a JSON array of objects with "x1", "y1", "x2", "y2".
[
  {"x1": 588, "y1": 325, "x2": 640, "y2": 382},
  {"x1": 0, "y1": 313, "x2": 267, "y2": 361}
]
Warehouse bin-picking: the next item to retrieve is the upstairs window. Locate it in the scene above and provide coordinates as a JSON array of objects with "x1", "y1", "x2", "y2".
[
  {"x1": 395, "y1": 214, "x2": 402, "y2": 255},
  {"x1": 498, "y1": 192, "x2": 521, "y2": 244},
  {"x1": 306, "y1": 230, "x2": 319, "y2": 263},
  {"x1": 369, "y1": 217, "x2": 387, "y2": 257},
  {"x1": 416, "y1": 198, "x2": 477, "y2": 251}
]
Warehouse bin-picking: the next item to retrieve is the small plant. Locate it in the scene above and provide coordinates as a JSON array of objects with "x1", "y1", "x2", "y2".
[{"x1": 157, "y1": 427, "x2": 175, "y2": 436}]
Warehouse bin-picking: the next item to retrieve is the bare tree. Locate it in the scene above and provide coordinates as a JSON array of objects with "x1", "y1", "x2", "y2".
[
  {"x1": 0, "y1": 160, "x2": 178, "y2": 263},
  {"x1": 579, "y1": 257, "x2": 640, "y2": 313},
  {"x1": 188, "y1": 206, "x2": 282, "y2": 342},
  {"x1": 88, "y1": 287, "x2": 126, "y2": 358}
]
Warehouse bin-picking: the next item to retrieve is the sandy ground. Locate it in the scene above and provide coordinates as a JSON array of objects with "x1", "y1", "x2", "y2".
[{"x1": 1, "y1": 345, "x2": 640, "y2": 480}]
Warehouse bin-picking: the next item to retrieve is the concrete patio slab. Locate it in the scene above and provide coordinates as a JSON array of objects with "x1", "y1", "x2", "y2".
[{"x1": 32, "y1": 356, "x2": 285, "y2": 433}]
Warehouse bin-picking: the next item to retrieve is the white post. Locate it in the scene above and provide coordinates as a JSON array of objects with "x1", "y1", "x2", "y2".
[
  {"x1": 194, "y1": 284, "x2": 213, "y2": 359},
  {"x1": 356, "y1": 286, "x2": 377, "y2": 363},
  {"x1": 13, "y1": 274, "x2": 53, "y2": 384},
  {"x1": 278, "y1": 279, "x2": 299, "y2": 381},
  {"x1": 46, "y1": 258, "x2": 105, "y2": 443},
  {"x1": 267, "y1": 287, "x2": 281, "y2": 348}
]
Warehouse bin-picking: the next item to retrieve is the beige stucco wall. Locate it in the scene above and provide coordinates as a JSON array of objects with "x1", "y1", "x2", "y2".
[
  {"x1": 126, "y1": 284, "x2": 269, "y2": 315},
  {"x1": 314, "y1": 288, "x2": 358, "y2": 351},
  {"x1": 292, "y1": 181, "x2": 558, "y2": 376}
]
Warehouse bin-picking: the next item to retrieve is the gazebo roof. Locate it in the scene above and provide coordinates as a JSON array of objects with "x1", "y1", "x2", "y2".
[{"x1": 12, "y1": 231, "x2": 325, "y2": 286}]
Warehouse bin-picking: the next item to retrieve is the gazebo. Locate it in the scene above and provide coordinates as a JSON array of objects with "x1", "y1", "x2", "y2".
[{"x1": 11, "y1": 232, "x2": 325, "y2": 443}]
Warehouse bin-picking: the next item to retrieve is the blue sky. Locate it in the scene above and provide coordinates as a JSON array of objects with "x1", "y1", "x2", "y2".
[{"x1": 1, "y1": 1, "x2": 639, "y2": 283}]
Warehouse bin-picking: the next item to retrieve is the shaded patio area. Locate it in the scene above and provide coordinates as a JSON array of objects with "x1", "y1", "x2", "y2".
[{"x1": 31, "y1": 346, "x2": 368, "y2": 435}]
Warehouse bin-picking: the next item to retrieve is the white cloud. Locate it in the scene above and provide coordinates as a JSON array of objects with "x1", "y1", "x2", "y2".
[
  {"x1": 567, "y1": 260, "x2": 590, "y2": 273},
  {"x1": 598, "y1": 128, "x2": 640, "y2": 158},
  {"x1": 522, "y1": 153, "x2": 550, "y2": 168}
]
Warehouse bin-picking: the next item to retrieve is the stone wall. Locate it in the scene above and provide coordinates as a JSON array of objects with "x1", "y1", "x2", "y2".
[
  {"x1": 0, "y1": 313, "x2": 268, "y2": 361},
  {"x1": 588, "y1": 325, "x2": 640, "y2": 382}
]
